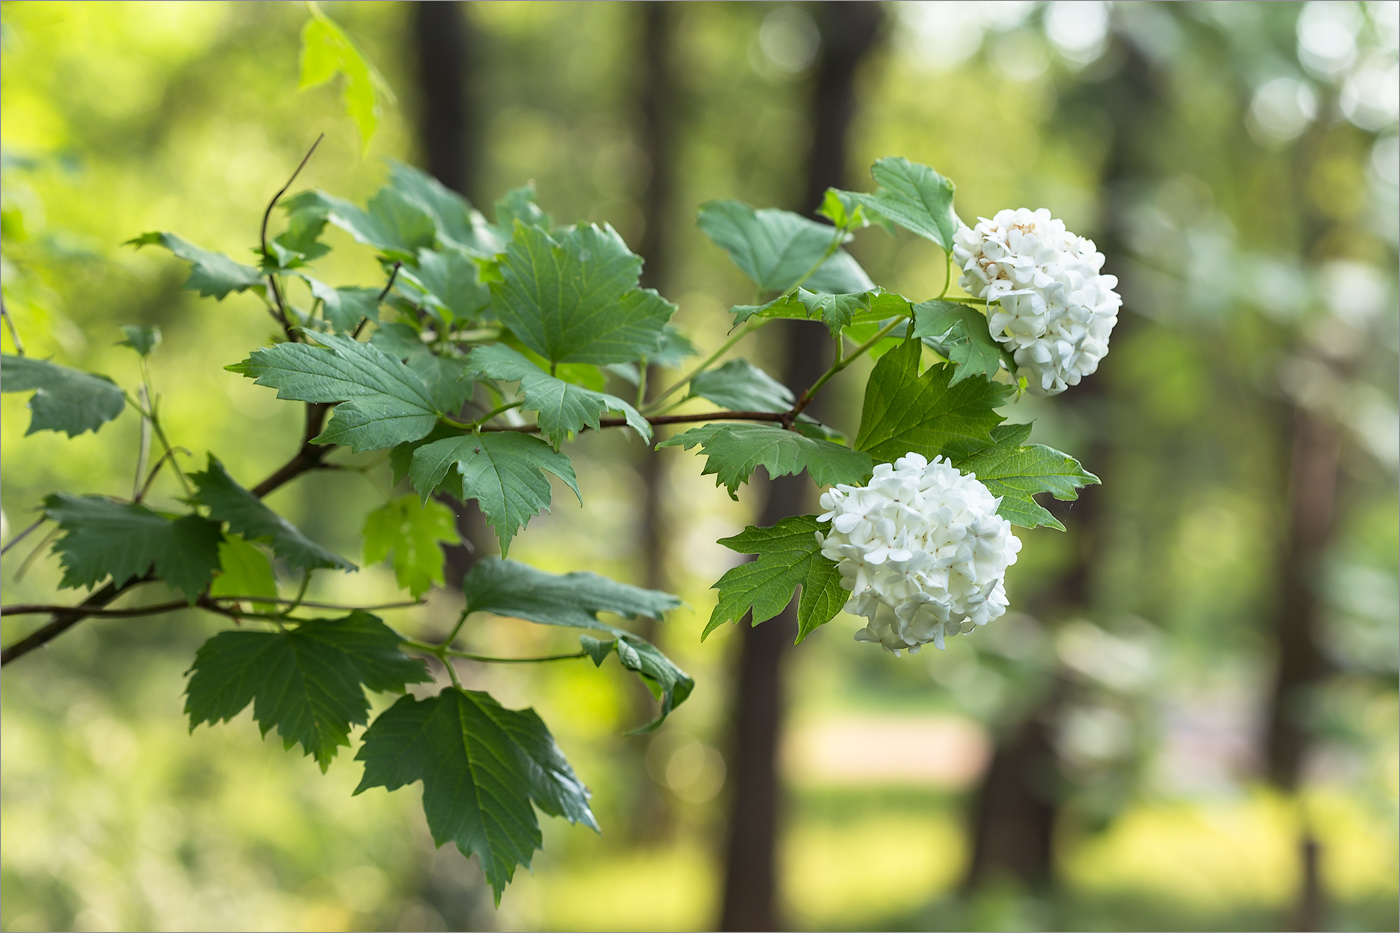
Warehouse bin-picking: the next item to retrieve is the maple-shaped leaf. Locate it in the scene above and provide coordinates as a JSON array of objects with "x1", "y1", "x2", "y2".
[
  {"x1": 191, "y1": 455, "x2": 355, "y2": 573},
  {"x1": 1, "y1": 354, "x2": 125, "y2": 437},
  {"x1": 696, "y1": 199, "x2": 873, "y2": 295},
  {"x1": 355, "y1": 687, "x2": 596, "y2": 903},
  {"x1": 125, "y1": 231, "x2": 265, "y2": 299},
  {"x1": 43, "y1": 494, "x2": 221, "y2": 602},
  {"x1": 910, "y1": 299, "x2": 1009, "y2": 384},
  {"x1": 185, "y1": 612, "x2": 430, "y2": 771},
  {"x1": 841, "y1": 157, "x2": 961, "y2": 251},
  {"x1": 408, "y1": 432, "x2": 579, "y2": 555},
  {"x1": 362, "y1": 495, "x2": 461, "y2": 598},
  {"x1": 688, "y1": 359, "x2": 792, "y2": 412},
  {"x1": 855, "y1": 338, "x2": 1009, "y2": 465},
  {"x1": 658, "y1": 423, "x2": 872, "y2": 498},
  {"x1": 229, "y1": 332, "x2": 440, "y2": 452},
  {"x1": 706, "y1": 515, "x2": 846, "y2": 643},
  {"x1": 954, "y1": 422, "x2": 1099, "y2": 530}
]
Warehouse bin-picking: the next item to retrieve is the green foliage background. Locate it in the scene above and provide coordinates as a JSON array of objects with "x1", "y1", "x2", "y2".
[{"x1": 1, "y1": 2, "x2": 1396, "y2": 930}]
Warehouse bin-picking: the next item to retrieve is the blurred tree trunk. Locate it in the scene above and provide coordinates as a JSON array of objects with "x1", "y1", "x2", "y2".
[
  {"x1": 410, "y1": 1, "x2": 493, "y2": 580},
  {"x1": 718, "y1": 5, "x2": 882, "y2": 929},
  {"x1": 963, "y1": 32, "x2": 1159, "y2": 893}
]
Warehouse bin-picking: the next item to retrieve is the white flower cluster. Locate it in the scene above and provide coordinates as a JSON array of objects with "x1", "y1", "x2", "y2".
[
  {"x1": 952, "y1": 208, "x2": 1121, "y2": 395},
  {"x1": 816, "y1": 453, "x2": 1022, "y2": 655}
]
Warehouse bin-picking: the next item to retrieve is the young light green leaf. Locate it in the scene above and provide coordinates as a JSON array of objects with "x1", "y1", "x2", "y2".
[
  {"x1": 305, "y1": 276, "x2": 381, "y2": 333},
  {"x1": 191, "y1": 455, "x2": 355, "y2": 573},
  {"x1": 707, "y1": 515, "x2": 845, "y2": 643},
  {"x1": 845, "y1": 157, "x2": 960, "y2": 251},
  {"x1": 696, "y1": 199, "x2": 873, "y2": 295},
  {"x1": 208, "y1": 535, "x2": 279, "y2": 610},
  {"x1": 1, "y1": 354, "x2": 125, "y2": 437},
  {"x1": 118, "y1": 324, "x2": 161, "y2": 357},
  {"x1": 362, "y1": 495, "x2": 460, "y2": 598},
  {"x1": 855, "y1": 338, "x2": 1009, "y2": 465},
  {"x1": 386, "y1": 159, "x2": 503, "y2": 257},
  {"x1": 368, "y1": 323, "x2": 473, "y2": 414},
  {"x1": 458, "y1": 558, "x2": 691, "y2": 728},
  {"x1": 491, "y1": 222, "x2": 676, "y2": 365},
  {"x1": 186, "y1": 612, "x2": 430, "y2": 771},
  {"x1": 955, "y1": 423, "x2": 1099, "y2": 530},
  {"x1": 398, "y1": 248, "x2": 491, "y2": 326},
  {"x1": 283, "y1": 189, "x2": 436, "y2": 263},
  {"x1": 910, "y1": 299, "x2": 1008, "y2": 384},
  {"x1": 43, "y1": 494, "x2": 221, "y2": 602},
  {"x1": 657, "y1": 423, "x2": 873, "y2": 498},
  {"x1": 299, "y1": 11, "x2": 394, "y2": 151},
  {"x1": 229, "y1": 332, "x2": 440, "y2": 452},
  {"x1": 408, "y1": 432, "x2": 579, "y2": 555},
  {"x1": 467, "y1": 343, "x2": 650, "y2": 445},
  {"x1": 689, "y1": 359, "x2": 793, "y2": 412},
  {"x1": 355, "y1": 687, "x2": 596, "y2": 904},
  {"x1": 125, "y1": 232, "x2": 264, "y2": 300}
]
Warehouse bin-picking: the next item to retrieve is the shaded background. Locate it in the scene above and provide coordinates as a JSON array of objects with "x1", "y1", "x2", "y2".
[{"x1": 2, "y1": 2, "x2": 1397, "y2": 930}]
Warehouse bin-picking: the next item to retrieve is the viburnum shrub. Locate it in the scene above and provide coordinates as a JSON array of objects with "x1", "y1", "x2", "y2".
[{"x1": 0, "y1": 148, "x2": 1105, "y2": 902}]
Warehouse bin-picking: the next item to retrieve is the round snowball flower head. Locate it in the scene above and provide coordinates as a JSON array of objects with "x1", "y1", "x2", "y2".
[
  {"x1": 816, "y1": 453, "x2": 1022, "y2": 656},
  {"x1": 951, "y1": 207, "x2": 1121, "y2": 396}
]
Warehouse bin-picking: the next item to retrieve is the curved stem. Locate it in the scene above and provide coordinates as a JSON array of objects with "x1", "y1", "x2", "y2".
[
  {"x1": 643, "y1": 319, "x2": 761, "y2": 413},
  {"x1": 788, "y1": 314, "x2": 908, "y2": 423},
  {"x1": 1, "y1": 297, "x2": 25, "y2": 356},
  {"x1": 937, "y1": 248, "x2": 953, "y2": 299},
  {"x1": 400, "y1": 637, "x2": 588, "y2": 665},
  {"x1": 1, "y1": 518, "x2": 46, "y2": 557}
]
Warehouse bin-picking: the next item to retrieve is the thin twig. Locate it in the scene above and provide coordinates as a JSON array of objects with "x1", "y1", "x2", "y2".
[
  {"x1": 480, "y1": 408, "x2": 789, "y2": 434},
  {"x1": 132, "y1": 386, "x2": 152, "y2": 500},
  {"x1": 260, "y1": 134, "x2": 325, "y2": 343},
  {"x1": 135, "y1": 446, "x2": 193, "y2": 503},
  {"x1": 1, "y1": 297, "x2": 25, "y2": 356},
  {"x1": 0, "y1": 517, "x2": 45, "y2": 557},
  {"x1": 352, "y1": 261, "x2": 402, "y2": 339},
  {"x1": 1, "y1": 600, "x2": 189, "y2": 618}
]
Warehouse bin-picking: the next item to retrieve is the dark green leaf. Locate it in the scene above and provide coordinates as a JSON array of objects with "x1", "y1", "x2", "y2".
[
  {"x1": 283, "y1": 188, "x2": 435, "y2": 262},
  {"x1": 707, "y1": 515, "x2": 845, "y2": 643},
  {"x1": 229, "y1": 332, "x2": 440, "y2": 452},
  {"x1": 191, "y1": 455, "x2": 355, "y2": 573},
  {"x1": 362, "y1": 495, "x2": 461, "y2": 598},
  {"x1": 355, "y1": 687, "x2": 595, "y2": 904},
  {"x1": 695, "y1": 199, "x2": 873, "y2": 295},
  {"x1": 271, "y1": 204, "x2": 330, "y2": 264},
  {"x1": 467, "y1": 343, "x2": 650, "y2": 445},
  {"x1": 689, "y1": 359, "x2": 792, "y2": 412},
  {"x1": 855, "y1": 339, "x2": 1009, "y2": 464},
  {"x1": 910, "y1": 300, "x2": 1008, "y2": 384},
  {"x1": 118, "y1": 324, "x2": 161, "y2": 356},
  {"x1": 845, "y1": 157, "x2": 960, "y2": 251},
  {"x1": 491, "y1": 222, "x2": 676, "y2": 365},
  {"x1": 657, "y1": 423, "x2": 873, "y2": 498},
  {"x1": 736, "y1": 287, "x2": 910, "y2": 334},
  {"x1": 651, "y1": 325, "x2": 700, "y2": 368},
  {"x1": 387, "y1": 159, "x2": 503, "y2": 257},
  {"x1": 43, "y1": 494, "x2": 221, "y2": 602},
  {"x1": 186, "y1": 612, "x2": 429, "y2": 770},
  {"x1": 493, "y1": 185, "x2": 553, "y2": 236},
  {"x1": 409, "y1": 432, "x2": 579, "y2": 555},
  {"x1": 954, "y1": 423, "x2": 1100, "y2": 530},
  {"x1": 579, "y1": 635, "x2": 613, "y2": 666},
  {"x1": 368, "y1": 323, "x2": 473, "y2": 414},
  {"x1": 399, "y1": 248, "x2": 491, "y2": 326},
  {"x1": 126, "y1": 231, "x2": 265, "y2": 300},
  {"x1": 304, "y1": 276, "x2": 381, "y2": 333},
  {"x1": 1, "y1": 354, "x2": 125, "y2": 437}
]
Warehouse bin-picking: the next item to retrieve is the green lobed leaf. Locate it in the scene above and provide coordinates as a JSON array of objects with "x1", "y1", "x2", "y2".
[
  {"x1": 854, "y1": 338, "x2": 1009, "y2": 465},
  {"x1": 493, "y1": 185, "x2": 553, "y2": 237},
  {"x1": 368, "y1": 323, "x2": 473, "y2": 414},
  {"x1": 398, "y1": 248, "x2": 491, "y2": 326},
  {"x1": 844, "y1": 157, "x2": 961, "y2": 251},
  {"x1": 299, "y1": 13, "x2": 394, "y2": 151},
  {"x1": 118, "y1": 324, "x2": 161, "y2": 357},
  {"x1": 954, "y1": 423, "x2": 1100, "y2": 531},
  {"x1": 362, "y1": 495, "x2": 461, "y2": 598},
  {"x1": 125, "y1": 231, "x2": 265, "y2": 300},
  {"x1": 208, "y1": 535, "x2": 279, "y2": 611},
  {"x1": 271, "y1": 204, "x2": 331, "y2": 264},
  {"x1": 229, "y1": 332, "x2": 440, "y2": 453},
  {"x1": 688, "y1": 358, "x2": 792, "y2": 412},
  {"x1": 355, "y1": 687, "x2": 596, "y2": 904},
  {"x1": 191, "y1": 455, "x2": 355, "y2": 573},
  {"x1": 305, "y1": 276, "x2": 381, "y2": 333},
  {"x1": 186, "y1": 612, "x2": 430, "y2": 771},
  {"x1": 657, "y1": 423, "x2": 873, "y2": 498},
  {"x1": 283, "y1": 188, "x2": 436, "y2": 263},
  {"x1": 458, "y1": 558, "x2": 691, "y2": 728},
  {"x1": 408, "y1": 432, "x2": 579, "y2": 555},
  {"x1": 491, "y1": 222, "x2": 676, "y2": 365},
  {"x1": 695, "y1": 199, "x2": 874, "y2": 295},
  {"x1": 910, "y1": 299, "x2": 1008, "y2": 384},
  {"x1": 43, "y1": 494, "x2": 222, "y2": 602},
  {"x1": 467, "y1": 343, "x2": 650, "y2": 446},
  {"x1": 386, "y1": 159, "x2": 503, "y2": 257},
  {"x1": 735, "y1": 287, "x2": 910, "y2": 334},
  {"x1": 707, "y1": 515, "x2": 846, "y2": 643},
  {"x1": 1, "y1": 354, "x2": 125, "y2": 437}
]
